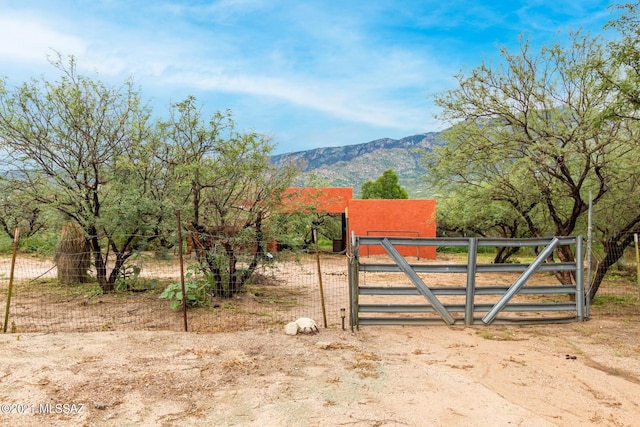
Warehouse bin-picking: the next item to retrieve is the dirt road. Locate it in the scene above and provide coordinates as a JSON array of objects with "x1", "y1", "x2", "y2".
[{"x1": 0, "y1": 319, "x2": 639, "y2": 426}]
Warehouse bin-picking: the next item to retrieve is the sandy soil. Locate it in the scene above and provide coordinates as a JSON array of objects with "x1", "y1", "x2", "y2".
[{"x1": 0, "y1": 319, "x2": 639, "y2": 427}]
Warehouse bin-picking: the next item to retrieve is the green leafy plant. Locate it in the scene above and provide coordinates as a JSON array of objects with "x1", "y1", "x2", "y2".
[
  {"x1": 115, "y1": 264, "x2": 141, "y2": 291},
  {"x1": 160, "y1": 265, "x2": 211, "y2": 309}
]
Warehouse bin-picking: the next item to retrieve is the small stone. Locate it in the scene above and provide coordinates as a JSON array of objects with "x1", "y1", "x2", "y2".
[
  {"x1": 295, "y1": 317, "x2": 319, "y2": 334},
  {"x1": 284, "y1": 322, "x2": 299, "y2": 336}
]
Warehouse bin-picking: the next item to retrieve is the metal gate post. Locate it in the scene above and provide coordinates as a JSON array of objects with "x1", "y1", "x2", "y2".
[
  {"x1": 575, "y1": 235, "x2": 585, "y2": 321},
  {"x1": 348, "y1": 234, "x2": 359, "y2": 331},
  {"x1": 465, "y1": 238, "x2": 478, "y2": 326}
]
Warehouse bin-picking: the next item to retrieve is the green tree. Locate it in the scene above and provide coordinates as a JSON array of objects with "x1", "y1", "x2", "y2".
[
  {"x1": 0, "y1": 54, "x2": 170, "y2": 292},
  {"x1": 434, "y1": 185, "x2": 537, "y2": 263},
  {"x1": 161, "y1": 98, "x2": 299, "y2": 298},
  {"x1": 158, "y1": 97, "x2": 236, "y2": 228},
  {"x1": 427, "y1": 32, "x2": 638, "y2": 290},
  {"x1": 361, "y1": 169, "x2": 409, "y2": 199},
  {"x1": 580, "y1": 2, "x2": 640, "y2": 299},
  {"x1": 0, "y1": 176, "x2": 47, "y2": 239}
]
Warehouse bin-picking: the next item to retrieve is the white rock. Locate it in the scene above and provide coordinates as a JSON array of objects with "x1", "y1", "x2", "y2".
[
  {"x1": 295, "y1": 317, "x2": 319, "y2": 334},
  {"x1": 284, "y1": 322, "x2": 299, "y2": 336}
]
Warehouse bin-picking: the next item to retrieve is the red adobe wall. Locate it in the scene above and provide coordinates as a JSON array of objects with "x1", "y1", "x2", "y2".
[
  {"x1": 347, "y1": 199, "x2": 436, "y2": 259},
  {"x1": 280, "y1": 188, "x2": 352, "y2": 214}
]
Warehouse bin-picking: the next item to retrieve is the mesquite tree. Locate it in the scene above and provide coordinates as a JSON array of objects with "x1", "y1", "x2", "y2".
[
  {"x1": 361, "y1": 169, "x2": 409, "y2": 199},
  {"x1": 0, "y1": 54, "x2": 170, "y2": 292},
  {"x1": 0, "y1": 175, "x2": 47, "y2": 239},
  {"x1": 161, "y1": 97, "x2": 298, "y2": 298},
  {"x1": 426, "y1": 32, "x2": 639, "y2": 290}
]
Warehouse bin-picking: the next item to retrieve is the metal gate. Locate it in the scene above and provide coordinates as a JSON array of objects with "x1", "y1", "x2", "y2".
[{"x1": 348, "y1": 236, "x2": 585, "y2": 327}]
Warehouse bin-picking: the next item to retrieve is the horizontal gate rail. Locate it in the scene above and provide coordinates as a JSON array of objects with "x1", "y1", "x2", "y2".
[
  {"x1": 359, "y1": 303, "x2": 578, "y2": 313},
  {"x1": 357, "y1": 315, "x2": 579, "y2": 326},
  {"x1": 356, "y1": 236, "x2": 580, "y2": 247},
  {"x1": 359, "y1": 286, "x2": 579, "y2": 296},
  {"x1": 349, "y1": 236, "x2": 585, "y2": 328},
  {"x1": 359, "y1": 262, "x2": 577, "y2": 273}
]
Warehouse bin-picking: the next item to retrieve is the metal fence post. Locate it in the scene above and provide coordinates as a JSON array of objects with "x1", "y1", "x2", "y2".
[
  {"x1": 575, "y1": 235, "x2": 585, "y2": 321},
  {"x1": 348, "y1": 233, "x2": 359, "y2": 331},
  {"x1": 3, "y1": 228, "x2": 20, "y2": 333}
]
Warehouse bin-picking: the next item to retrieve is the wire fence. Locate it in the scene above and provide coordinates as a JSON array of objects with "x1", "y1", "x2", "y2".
[
  {"x1": 0, "y1": 234, "x2": 638, "y2": 334},
  {"x1": 0, "y1": 243, "x2": 350, "y2": 334},
  {"x1": 587, "y1": 247, "x2": 640, "y2": 319}
]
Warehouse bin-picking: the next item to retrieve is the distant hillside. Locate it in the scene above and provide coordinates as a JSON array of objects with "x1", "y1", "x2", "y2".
[{"x1": 271, "y1": 132, "x2": 443, "y2": 197}]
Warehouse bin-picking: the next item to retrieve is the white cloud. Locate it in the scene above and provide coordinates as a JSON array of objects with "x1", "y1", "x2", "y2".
[
  {"x1": 0, "y1": 13, "x2": 86, "y2": 63},
  {"x1": 164, "y1": 68, "x2": 432, "y2": 130}
]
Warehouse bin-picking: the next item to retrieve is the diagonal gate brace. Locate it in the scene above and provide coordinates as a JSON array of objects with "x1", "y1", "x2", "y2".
[
  {"x1": 381, "y1": 238, "x2": 455, "y2": 325},
  {"x1": 482, "y1": 237, "x2": 560, "y2": 325}
]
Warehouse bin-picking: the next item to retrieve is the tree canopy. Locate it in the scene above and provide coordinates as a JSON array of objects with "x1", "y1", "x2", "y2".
[
  {"x1": 425, "y1": 25, "x2": 640, "y2": 296},
  {"x1": 0, "y1": 55, "x2": 298, "y2": 296},
  {"x1": 159, "y1": 97, "x2": 298, "y2": 297},
  {"x1": 361, "y1": 169, "x2": 409, "y2": 199},
  {"x1": 0, "y1": 54, "x2": 164, "y2": 291}
]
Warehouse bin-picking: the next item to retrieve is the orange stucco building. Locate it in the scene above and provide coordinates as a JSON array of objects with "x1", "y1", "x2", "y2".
[
  {"x1": 281, "y1": 188, "x2": 436, "y2": 259},
  {"x1": 347, "y1": 198, "x2": 436, "y2": 259}
]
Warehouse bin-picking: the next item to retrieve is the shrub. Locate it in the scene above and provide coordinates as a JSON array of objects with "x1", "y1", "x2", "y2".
[{"x1": 159, "y1": 265, "x2": 212, "y2": 309}]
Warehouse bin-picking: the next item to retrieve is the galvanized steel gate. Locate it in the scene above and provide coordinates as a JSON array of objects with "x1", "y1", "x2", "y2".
[{"x1": 348, "y1": 236, "x2": 585, "y2": 327}]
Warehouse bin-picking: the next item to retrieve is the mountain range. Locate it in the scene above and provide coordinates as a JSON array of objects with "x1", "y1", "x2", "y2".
[{"x1": 271, "y1": 132, "x2": 444, "y2": 197}]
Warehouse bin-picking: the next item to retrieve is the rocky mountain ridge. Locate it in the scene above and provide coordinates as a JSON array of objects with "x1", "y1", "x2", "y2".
[{"x1": 272, "y1": 132, "x2": 443, "y2": 197}]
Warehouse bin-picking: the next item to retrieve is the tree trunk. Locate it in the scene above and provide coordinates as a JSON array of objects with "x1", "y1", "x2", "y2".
[
  {"x1": 108, "y1": 252, "x2": 131, "y2": 288},
  {"x1": 493, "y1": 246, "x2": 520, "y2": 264},
  {"x1": 89, "y1": 231, "x2": 114, "y2": 293},
  {"x1": 588, "y1": 233, "x2": 635, "y2": 301},
  {"x1": 226, "y1": 243, "x2": 236, "y2": 298},
  {"x1": 554, "y1": 245, "x2": 575, "y2": 286}
]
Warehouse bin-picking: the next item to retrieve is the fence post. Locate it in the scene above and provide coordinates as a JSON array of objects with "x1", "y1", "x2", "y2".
[
  {"x1": 313, "y1": 229, "x2": 328, "y2": 328},
  {"x1": 3, "y1": 228, "x2": 20, "y2": 333},
  {"x1": 348, "y1": 232, "x2": 359, "y2": 331},
  {"x1": 635, "y1": 234, "x2": 640, "y2": 297},
  {"x1": 586, "y1": 191, "x2": 593, "y2": 317},
  {"x1": 176, "y1": 210, "x2": 188, "y2": 332}
]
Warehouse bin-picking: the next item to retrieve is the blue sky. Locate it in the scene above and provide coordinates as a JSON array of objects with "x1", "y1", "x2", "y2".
[{"x1": 0, "y1": 0, "x2": 621, "y2": 154}]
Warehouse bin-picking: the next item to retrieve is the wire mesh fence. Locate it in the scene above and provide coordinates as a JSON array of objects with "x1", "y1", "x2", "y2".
[
  {"x1": 1, "y1": 233, "x2": 639, "y2": 334},
  {"x1": 587, "y1": 247, "x2": 640, "y2": 319},
  {"x1": 0, "y1": 243, "x2": 350, "y2": 333}
]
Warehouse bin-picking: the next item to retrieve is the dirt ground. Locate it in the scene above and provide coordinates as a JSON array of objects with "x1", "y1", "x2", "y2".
[
  {"x1": 0, "y1": 319, "x2": 639, "y2": 427},
  {"x1": 1, "y1": 253, "x2": 640, "y2": 426}
]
